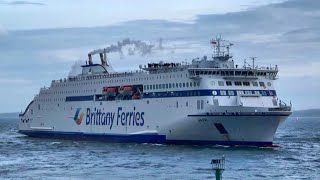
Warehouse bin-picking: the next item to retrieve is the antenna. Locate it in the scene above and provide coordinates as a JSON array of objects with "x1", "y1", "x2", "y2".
[{"x1": 251, "y1": 57, "x2": 257, "y2": 69}]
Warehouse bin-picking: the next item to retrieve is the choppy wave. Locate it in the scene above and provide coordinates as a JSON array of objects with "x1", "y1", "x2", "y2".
[{"x1": 0, "y1": 117, "x2": 319, "y2": 179}]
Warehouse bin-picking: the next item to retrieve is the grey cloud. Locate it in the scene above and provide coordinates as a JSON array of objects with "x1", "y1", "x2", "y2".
[{"x1": 0, "y1": 0, "x2": 45, "y2": 6}]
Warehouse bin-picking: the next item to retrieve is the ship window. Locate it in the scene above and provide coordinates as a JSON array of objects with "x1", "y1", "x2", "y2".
[
  {"x1": 183, "y1": 83, "x2": 185, "y2": 87},
  {"x1": 186, "y1": 82, "x2": 189, "y2": 87},
  {"x1": 220, "y1": 91, "x2": 227, "y2": 96},
  {"x1": 252, "y1": 82, "x2": 258, "y2": 86},
  {"x1": 228, "y1": 91, "x2": 235, "y2": 96},
  {"x1": 38, "y1": 104, "x2": 40, "y2": 110},
  {"x1": 267, "y1": 82, "x2": 271, "y2": 86},
  {"x1": 234, "y1": 81, "x2": 242, "y2": 86},
  {"x1": 197, "y1": 81, "x2": 200, "y2": 87},
  {"x1": 237, "y1": 90, "x2": 244, "y2": 95},
  {"x1": 218, "y1": 81, "x2": 224, "y2": 86},
  {"x1": 172, "y1": 83, "x2": 175, "y2": 88},
  {"x1": 190, "y1": 82, "x2": 192, "y2": 87},
  {"x1": 169, "y1": 83, "x2": 172, "y2": 88},
  {"x1": 186, "y1": 101, "x2": 188, "y2": 107},
  {"x1": 194, "y1": 82, "x2": 197, "y2": 87},
  {"x1": 166, "y1": 84, "x2": 169, "y2": 89},
  {"x1": 243, "y1": 81, "x2": 250, "y2": 86},
  {"x1": 156, "y1": 84, "x2": 159, "y2": 89},
  {"x1": 176, "y1": 83, "x2": 178, "y2": 88},
  {"x1": 221, "y1": 71, "x2": 225, "y2": 76},
  {"x1": 176, "y1": 101, "x2": 179, "y2": 108},
  {"x1": 259, "y1": 82, "x2": 265, "y2": 87},
  {"x1": 201, "y1": 100, "x2": 204, "y2": 109},
  {"x1": 200, "y1": 71, "x2": 204, "y2": 75},
  {"x1": 162, "y1": 84, "x2": 165, "y2": 89},
  {"x1": 153, "y1": 85, "x2": 155, "y2": 89},
  {"x1": 226, "y1": 81, "x2": 232, "y2": 86},
  {"x1": 196, "y1": 71, "x2": 200, "y2": 75},
  {"x1": 197, "y1": 100, "x2": 200, "y2": 110},
  {"x1": 179, "y1": 83, "x2": 182, "y2": 88},
  {"x1": 159, "y1": 84, "x2": 162, "y2": 89}
]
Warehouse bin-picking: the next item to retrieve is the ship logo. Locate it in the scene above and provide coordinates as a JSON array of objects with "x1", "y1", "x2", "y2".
[{"x1": 73, "y1": 108, "x2": 85, "y2": 125}]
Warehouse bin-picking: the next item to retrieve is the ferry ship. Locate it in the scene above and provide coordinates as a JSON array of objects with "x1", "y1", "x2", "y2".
[{"x1": 19, "y1": 37, "x2": 292, "y2": 147}]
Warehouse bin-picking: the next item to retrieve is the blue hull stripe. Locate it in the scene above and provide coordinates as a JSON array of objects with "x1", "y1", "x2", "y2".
[
  {"x1": 188, "y1": 113, "x2": 291, "y2": 117},
  {"x1": 65, "y1": 89, "x2": 277, "y2": 102},
  {"x1": 18, "y1": 130, "x2": 273, "y2": 147}
]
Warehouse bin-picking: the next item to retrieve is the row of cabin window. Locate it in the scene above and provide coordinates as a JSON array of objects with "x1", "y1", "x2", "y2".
[
  {"x1": 144, "y1": 81, "x2": 200, "y2": 91},
  {"x1": 35, "y1": 98, "x2": 64, "y2": 102},
  {"x1": 194, "y1": 71, "x2": 267, "y2": 76},
  {"x1": 219, "y1": 81, "x2": 269, "y2": 87},
  {"x1": 54, "y1": 74, "x2": 187, "y2": 87},
  {"x1": 219, "y1": 90, "x2": 269, "y2": 96}
]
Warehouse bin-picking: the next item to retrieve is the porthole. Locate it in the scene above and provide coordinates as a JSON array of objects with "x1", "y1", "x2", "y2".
[
  {"x1": 267, "y1": 82, "x2": 271, "y2": 86},
  {"x1": 212, "y1": 91, "x2": 218, "y2": 96}
]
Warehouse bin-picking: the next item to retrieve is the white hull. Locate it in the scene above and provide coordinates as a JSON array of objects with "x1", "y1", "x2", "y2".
[{"x1": 19, "y1": 97, "x2": 290, "y2": 146}]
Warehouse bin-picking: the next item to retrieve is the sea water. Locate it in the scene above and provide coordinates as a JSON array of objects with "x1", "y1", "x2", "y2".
[{"x1": 0, "y1": 117, "x2": 319, "y2": 179}]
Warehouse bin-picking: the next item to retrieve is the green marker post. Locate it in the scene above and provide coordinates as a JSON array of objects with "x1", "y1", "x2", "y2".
[{"x1": 211, "y1": 156, "x2": 225, "y2": 180}]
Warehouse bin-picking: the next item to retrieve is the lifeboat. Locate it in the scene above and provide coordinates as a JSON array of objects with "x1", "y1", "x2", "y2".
[
  {"x1": 103, "y1": 87, "x2": 118, "y2": 97},
  {"x1": 119, "y1": 85, "x2": 134, "y2": 96}
]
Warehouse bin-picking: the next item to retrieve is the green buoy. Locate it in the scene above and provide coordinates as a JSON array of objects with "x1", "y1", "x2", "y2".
[{"x1": 211, "y1": 156, "x2": 225, "y2": 180}]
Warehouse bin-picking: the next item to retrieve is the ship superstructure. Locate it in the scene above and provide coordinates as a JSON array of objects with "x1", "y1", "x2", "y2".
[{"x1": 19, "y1": 37, "x2": 292, "y2": 146}]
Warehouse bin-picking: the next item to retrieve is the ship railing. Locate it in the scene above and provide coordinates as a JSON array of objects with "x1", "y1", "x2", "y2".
[
  {"x1": 269, "y1": 99, "x2": 292, "y2": 111},
  {"x1": 40, "y1": 87, "x2": 49, "y2": 91},
  {"x1": 54, "y1": 66, "x2": 191, "y2": 84}
]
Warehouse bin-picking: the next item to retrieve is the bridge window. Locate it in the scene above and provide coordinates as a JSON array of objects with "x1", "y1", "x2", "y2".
[
  {"x1": 218, "y1": 81, "x2": 224, "y2": 86},
  {"x1": 259, "y1": 82, "x2": 265, "y2": 87},
  {"x1": 226, "y1": 81, "x2": 232, "y2": 86},
  {"x1": 252, "y1": 82, "x2": 258, "y2": 86}
]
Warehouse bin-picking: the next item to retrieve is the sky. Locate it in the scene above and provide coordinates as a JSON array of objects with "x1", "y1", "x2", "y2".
[{"x1": 0, "y1": 0, "x2": 319, "y2": 113}]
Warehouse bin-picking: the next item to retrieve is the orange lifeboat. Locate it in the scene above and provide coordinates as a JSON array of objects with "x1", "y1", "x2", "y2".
[
  {"x1": 103, "y1": 87, "x2": 118, "y2": 97},
  {"x1": 119, "y1": 85, "x2": 134, "y2": 96}
]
